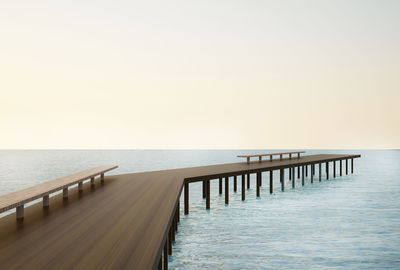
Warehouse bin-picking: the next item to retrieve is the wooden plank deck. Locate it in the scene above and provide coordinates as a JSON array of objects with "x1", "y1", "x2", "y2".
[{"x1": 0, "y1": 154, "x2": 360, "y2": 270}]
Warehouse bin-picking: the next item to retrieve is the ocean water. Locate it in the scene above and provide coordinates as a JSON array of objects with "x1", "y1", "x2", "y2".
[{"x1": 0, "y1": 150, "x2": 399, "y2": 269}]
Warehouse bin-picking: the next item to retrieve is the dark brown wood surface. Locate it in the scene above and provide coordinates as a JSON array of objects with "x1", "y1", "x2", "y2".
[{"x1": 0, "y1": 154, "x2": 360, "y2": 270}]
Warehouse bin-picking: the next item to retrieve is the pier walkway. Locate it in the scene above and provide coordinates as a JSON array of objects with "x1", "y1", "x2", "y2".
[{"x1": 0, "y1": 154, "x2": 360, "y2": 270}]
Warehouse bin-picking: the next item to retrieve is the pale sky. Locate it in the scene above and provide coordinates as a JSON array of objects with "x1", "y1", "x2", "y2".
[{"x1": 1, "y1": 0, "x2": 399, "y2": 149}]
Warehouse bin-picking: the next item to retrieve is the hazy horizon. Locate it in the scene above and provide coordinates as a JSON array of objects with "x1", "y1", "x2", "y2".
[{"x1": 1, "y1": 1, "x2": 399, "y2": 149}]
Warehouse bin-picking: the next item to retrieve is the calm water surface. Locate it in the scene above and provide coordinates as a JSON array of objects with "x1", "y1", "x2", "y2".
[{"x1": 0, "y1": 150, "x2": 399, "y2": 269}]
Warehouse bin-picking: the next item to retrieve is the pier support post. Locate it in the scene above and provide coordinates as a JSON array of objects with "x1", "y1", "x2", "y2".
[
  {"x1": 168, "y1": 228, "x2": 172, "y2": 255},
  {"x1": 78, "y1": 181, "x2": 83, "y2": 192},
  {"x1": 270, "y1": 171, "x2": 273, "y2": 194},
  {"x1": 256, "y1": 172, "x2": 261, "y2": 197},
  {"x1": 311, "y1": 164, "x2": 314, "y2": 183},
  {"x1": 184, "y1": 182, "x2": 189, "y2": 215},
  {"x1": 219, "y1": 178, "x2": 222, "y2": 195},
  {"x1": 346, "y1": 159, "x2": 348, "y2": 175},
  {"x1": 247, "y1": 174, "x2": 250, "y2": 189},
  {"x1": 302, "y1": 166, "x2": 305, "y2": 186},
  {"x1": 177, "y1": 202, "x2": 180, "y2": 222},
  {"x1": 326, "y1": 162, "x2": 329, "y2": 179},
  {"x1": 280, "y1": 169, "x2": 284, "y2": 191},
  {"x1": 206, "y1": 180, "x2": 210, "y2": 209},
  {"x1": 225, "y1": 177, "x2": 229, "y2": 204},
  {"x1": 164, "y1": 236, "x2": 168, "y2": 269},
  {"x1": 289, "y1": 167, "x2": 292, "y2": 180},
  {"x1": 298, "y1": 166, "x2": 300, "y2": 179},
  {"x1": 340, "y1": 160, "x2": 343, "y2": 176},
  {"x1": 234, "y1": 175, "x2": 237, "y2": 192},
  {"x1": 202, "y1": 181, "x2": 206, "y2": 199},
  {"x1": 43, "y1": 195, "x2": 49, "y2": 207},
  {"x1": 90, "y1": 177, "x2": 95, "y2": 186},
  {"x1": 333, "y1": 161, "x2": 336, "y2": 178},
  {"x1": 101, "y1": 173, "x2": 104, "y2": 183},
  {"x1": 292, "y1": 167, "x2": 295, "y2": 188},
  {"x1": 63, "y1": 188, "x2": 68, "y2": 198},
  {"x1": 171, "y1": 222, "x2": 175, "y2": 242},
  {"x1": 351, "y1": 158, "x2": 354, "y2": 174},
  {"x1": 241, "y1": 174, "x2": 245, "y2": 201},
  {"x1": 319, "y1": 163, "x2": 322, "y2": 182},
  {"x1": 306, "y1": 165, "x2": 308, "y2": 177},
  {"x1": 16, "y1": 205, "x2": 24, "y2": 219}
]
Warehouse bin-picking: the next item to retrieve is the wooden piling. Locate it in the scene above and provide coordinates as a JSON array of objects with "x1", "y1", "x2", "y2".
[
  {"x1": 202, "y1": 180, "x2": 206, "y2": 199},
  {"x1": 340, "y1": 160, "x2": 343, "y2": 176},
  {"x1": 311, "y1": 164, "x2": 314, "y2": 183},
  {"x1": 292, "y1": 167, "x2": 295, "y2": 188},
  {"x1": 206, "y1": 180, "x2": 210, "y2": 209},
  {"x1": 270, "y1": 171, "x2": 273, "y2": 194},
  {"x1": 168, "y1": 229, "x2": 173, "y2": 255},
  {"x1": 90, "y1": 177, "x2": 95, "y2": 186},
  {"x1": 164, "y1": 236, "x2": 168, "y2": 270},
  {"x1": 289, "y1": 167, "x2": 292, "y2": 180},
  {"x1": 241, "y1": 174, "x2": 245, "y2": 201},
  {"x1": 171, "y1": 221, "x2": 175, "y2": 242},
  {"x1": 326, "y1": 162, "x2": 329, "y2": 179},
  {"x1": 184, "y1": 183, "x2": 189, "y2": 215},
  {"x1": 225, "y1": 177, "x2": 229, "y2": 204},
  {"x1": 78, "y1": 181, "x2": 83, "y2": 192},
  {"x1": 247, "y1": 173, "x2": 250, "y2": 189},
  {"x1": 333, "y1": 161, "x2": 336, "y2": 178},
  {"x1": 280, "y1": 169, "x2": 284, "y2": 191},
  {"x1": 298, "y1": 166, "x2": 300, "y2": 179},
  {"x1": 219, "y1": 178, "x2": 222, "y2": 195},
  {"x1": 234, "y1": 175, "x2": 237, "y2": 192},
  {"x1": 302, "y1": 166, "x2": 305, "y2": 186},
  {"x1": 319, "y1": 163, "x2": 322, "y2": 181},
  {"x1": 177, "y1": 202, "x2": 180, "y2": 222},
  {"x1": 306, "y1": 165, "x2": 308, "y2": 177},
  {"x1": 256, "y1": 172, "x2": 261, "y2": 197},
  {"x1": 351, "y1": 158, "x2": 354, "y2": 174},
  {"x1": 346, "y1": 159, "x2": 348, "y2": 175}
]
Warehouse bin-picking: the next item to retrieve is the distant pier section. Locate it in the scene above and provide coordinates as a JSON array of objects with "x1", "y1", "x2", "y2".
[{"x1": 0, "y1": 152, "x2": 360, "y2": 270}]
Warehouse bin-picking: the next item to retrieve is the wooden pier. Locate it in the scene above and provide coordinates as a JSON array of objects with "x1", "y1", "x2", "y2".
[{"x1": 0, "y1": 153, "x2": 360, "y2": 269}]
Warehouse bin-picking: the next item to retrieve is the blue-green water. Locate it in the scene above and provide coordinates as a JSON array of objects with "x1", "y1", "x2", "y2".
[{"x1": 0, "y1": 150, "x2": 399, "y2": 269}]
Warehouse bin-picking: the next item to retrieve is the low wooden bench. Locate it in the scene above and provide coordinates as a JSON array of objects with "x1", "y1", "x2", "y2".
[
  {"x1": 0, "y1": 165, "x2": 118, "y2": 219},
  {"x1": 237, "y1": 151, "x2": 305, "y2": 164}
]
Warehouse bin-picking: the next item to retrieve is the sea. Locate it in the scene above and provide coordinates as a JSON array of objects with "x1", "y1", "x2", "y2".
[{"x1": 0, "y1": 150, "x2": 399, "y2": 269}]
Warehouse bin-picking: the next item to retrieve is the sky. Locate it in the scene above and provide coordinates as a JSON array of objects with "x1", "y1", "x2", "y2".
[{"x1": 1, "y1": 0, "x2": 399, "y2": 149}]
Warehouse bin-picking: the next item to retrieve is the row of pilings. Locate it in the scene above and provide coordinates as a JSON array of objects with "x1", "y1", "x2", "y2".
[{"x1": 157, "y1": 157, "x2": 354, "y2": 269}]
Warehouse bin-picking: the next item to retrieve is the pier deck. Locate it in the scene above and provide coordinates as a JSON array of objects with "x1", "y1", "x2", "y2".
[{"x1": 0, "y1": 154, "x2": 360, "y2": 270}]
